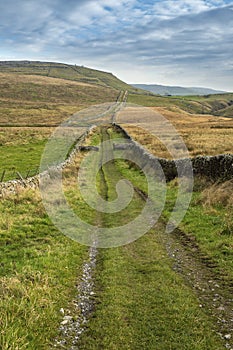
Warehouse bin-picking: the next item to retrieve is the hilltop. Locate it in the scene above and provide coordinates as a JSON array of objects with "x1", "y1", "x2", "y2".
[
  {"x1": 0, "y1": 60, "x2": 131, "y2": 126},
  {"x1": 0, "y1": 60, "x2": 136, "y2": 92}
]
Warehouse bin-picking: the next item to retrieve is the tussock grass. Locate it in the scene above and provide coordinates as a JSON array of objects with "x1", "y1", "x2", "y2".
[
  {"x1": 201, "y1": 179, "x2": 233, "y2": 207},
  {"x1": 175, "y1": 177, "x2": 233, "y2": 279},
  {"x1": 0, "y1": 127, "x2": 53, "y2": 147},
  {"x1": 126, "y1": 93, "x2": 233, "y2": 157}
]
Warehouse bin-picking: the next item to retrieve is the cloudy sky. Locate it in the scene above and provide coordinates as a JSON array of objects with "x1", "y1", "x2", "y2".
[{"x1": 1, "y1": 0, "x2": 233, "y2": 90}]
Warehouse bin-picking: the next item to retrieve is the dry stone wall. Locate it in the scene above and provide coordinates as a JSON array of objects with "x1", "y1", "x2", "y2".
[
  {"x1": 114, "y1": 124, "x2": 233, "y2": 181},
  {"x1": 0, "y1": 128, "x2": 91, "y2": 198},
  {"x1": 0, "y1": 124, "x2": 232, "y2": 198}
]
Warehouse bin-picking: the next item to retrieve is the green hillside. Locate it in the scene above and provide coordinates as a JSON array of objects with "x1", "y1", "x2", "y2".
[
  {"x1": 0, "y1": 61, "x2": 135, "y2": 91},
  {"x1": 176, "y1": 94, "x2": 233, "y2": 116},
  {"x1": 128, "y1": 92, "x2": 233, "y2": 117}
]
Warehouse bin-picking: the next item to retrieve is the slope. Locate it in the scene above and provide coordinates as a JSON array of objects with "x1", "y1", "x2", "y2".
[
  {"x1": 0, "y1": 61, "x2": 136, "y2": 92},
  {"x1": 128, "y1": 92, "x2": 233, "y2": 117},
  {"x1": 0, "y1": 70, "x2": 119, "y2": 126}
]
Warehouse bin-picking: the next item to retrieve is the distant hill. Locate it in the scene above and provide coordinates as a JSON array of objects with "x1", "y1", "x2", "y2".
[
  {"x1": 0, "y1": 60, "x2": 137, "y2": 92},
  {"x1": 132, "y1": 84, "x2": 227, "y2": 96}
]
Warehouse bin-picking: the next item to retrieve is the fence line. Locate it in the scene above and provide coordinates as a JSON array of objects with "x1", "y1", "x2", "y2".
[
  {"x1": 0, "y1": 126, "x2": 94, "y2": 197},
  {"x1": 0, "y1": 167, "x2": 40, "y2": 183}
]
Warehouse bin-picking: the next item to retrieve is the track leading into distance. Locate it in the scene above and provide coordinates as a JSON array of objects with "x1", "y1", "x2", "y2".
[{"x1": 54, "y1": 123, "x2": 231, "y2": 350}]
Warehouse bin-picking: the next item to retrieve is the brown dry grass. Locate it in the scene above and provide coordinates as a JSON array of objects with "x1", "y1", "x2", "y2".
[
  {"x1": 154, "y1": 107, "x2": 233, "y2": 155},
  {"x1": 117, "y1": 105, "x2": 233, "y2": 158},
  {"x1": 0, "y1": 72, "x2": 96, "y2": 87},
  {"x1": 201, "y1": 179, "x2": 233, "y2": 208},
  {"x1": 0, "y1": 127, "x2": 53, "y2": 146},
  {"x1": 0, "y1": 72, "x2": 118, "y2": 126}
]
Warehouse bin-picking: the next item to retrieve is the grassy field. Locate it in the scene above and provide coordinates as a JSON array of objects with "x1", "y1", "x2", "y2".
[
  {"x1": 117, "y1": 154, "x2": 233, "y2": 285},
  {"x1": 0, "y1": 64, "x2": 119, "y2": 179},
  {"x1": 75, "y1": 128, "x2": 228, "y2": 349},
  {"x1": 1, "y1": 126, "x2": 232, "y2": 349},
  {"x1": 0, "y1": 63, "x2": 232, "y2": 180},
  {"x1": 181, "y1": 179, "x2": 233, "y2": 279},
  {"x1": 116, "y1": 105, "x2": 233, "y2": 157},
  {"x1": 0, "y1": 127, "x2": 54, "y2": 181},
  {"x1": 79, "y1": 235, "x2": 223, "y2": 350}
]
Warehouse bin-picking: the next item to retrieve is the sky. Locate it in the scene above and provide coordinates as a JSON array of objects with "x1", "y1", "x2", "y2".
[{"x1": 0, "y1": 0, "x2": 233, "y2": 90}]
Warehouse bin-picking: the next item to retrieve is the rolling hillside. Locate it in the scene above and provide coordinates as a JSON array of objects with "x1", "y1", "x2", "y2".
[
  {"x1": 128, "y1": 92, "x2": 233, "y2": 117},
  {"x1": 0, "y1": 61, "x2": 135, "y2": 91},
  {"x1": 0, "y1": 61, "x2": 124, "y2": 126},
  {"x1": 0, "y1": 60, "x2": 232, "y2": 121}
]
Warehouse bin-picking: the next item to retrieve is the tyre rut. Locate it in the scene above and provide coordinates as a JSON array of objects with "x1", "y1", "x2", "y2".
[{"x1": 133, "y1": 185, "x2": 233, "y2": 348}]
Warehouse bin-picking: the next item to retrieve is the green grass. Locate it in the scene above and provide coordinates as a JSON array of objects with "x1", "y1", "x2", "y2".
[
  {"x1": 178, "y1": 94, "x2": 233, "y2": 116},
  {"x1": 0, "y1": 189, "x2": 88, "y2": 349},
  {"x1": 79, "y1": 235, "x2": 223, "y2": 350},
  {"x1": 153, "y1": 177, "x2": 233, "y2": 283},
  {"x1": 0, "y1": 140, "x2": 46, "y2": 181},
  {"x1": 180, "y1": 193, "x2": 233, "y2": 280},
  {"x1": 119, "y1": 159, "x2": 233, "y2": 283},
  {"x1": 0, "y1": 127, "x2": 80, "y2": 181},
  {"x1": 127, "y1": 92, "x2": 211, "y2": 114},
  {"x1": 0, "y1": 126, "x2": 230, "y2": 349},
  {"x1": 128, "y1": 92, "x2": 233, "y2": 116},
  {"x1": 76, "y1": 127, "x2": 225, "y2": 349},
  {"x1": 0, "y1": 139, "x2": 110, "y2": 348}
]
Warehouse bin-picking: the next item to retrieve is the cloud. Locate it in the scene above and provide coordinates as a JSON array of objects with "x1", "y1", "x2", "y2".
[
  {"x1": 0, "y1": 0, "x2": 233, "y2": 89},
  {"x1": 150, "y1": 0, "x2": 227, "y2": 18}
]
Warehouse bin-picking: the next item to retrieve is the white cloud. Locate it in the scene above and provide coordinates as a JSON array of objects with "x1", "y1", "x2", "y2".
[
  {"x1": 151, "y1": 0, "x2": 227, "y2": 18},
  {"x1": 0, "y1": 0, "x2": 233, "y2": 89}
]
